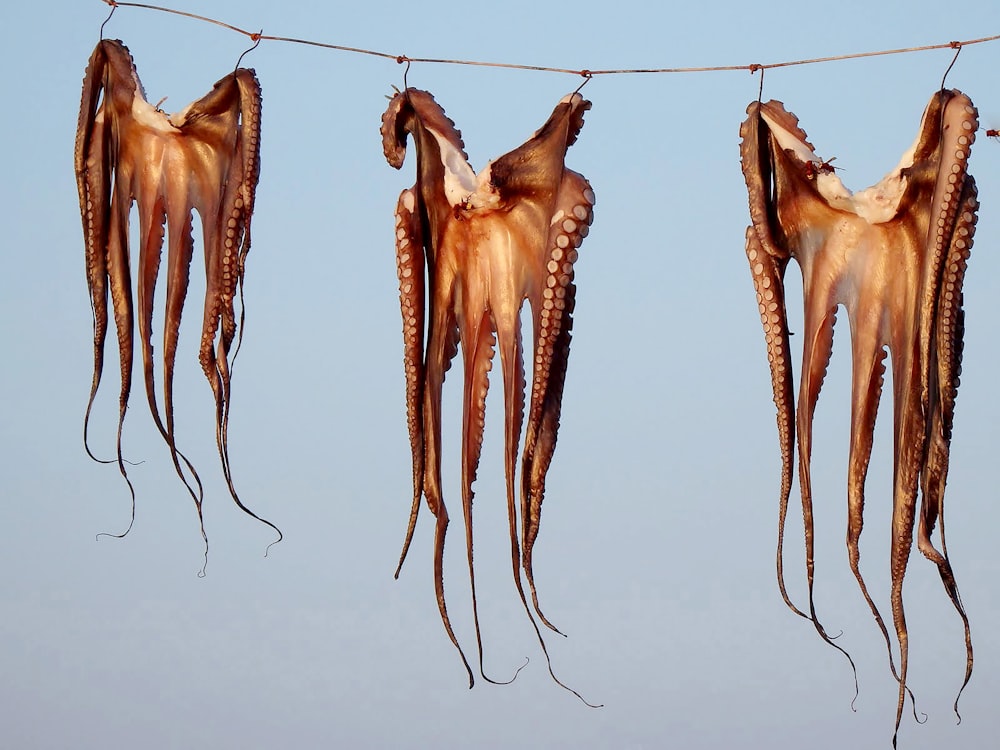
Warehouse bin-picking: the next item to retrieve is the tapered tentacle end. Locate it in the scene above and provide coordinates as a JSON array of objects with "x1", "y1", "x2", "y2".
[
  {"x1": 519, "y1": 175, "x2": 595, "y2": 637},
  {"x1": 430, "y1": 506, "x2": 474, "y2": 688},
  {"x1": 393, "y1": 187, "x2": 426, "y2": 578},
  {"x1": 744, "y1": 229, "x2": 801, "y2": 620}
]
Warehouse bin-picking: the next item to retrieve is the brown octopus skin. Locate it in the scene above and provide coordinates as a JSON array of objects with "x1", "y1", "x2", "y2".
[
  {"x1": 75, "y1": 39, "x2": 279, "y2": 561},
  {"x1": 740, "y1": 89, "x2": 979, "y2": 746},
  {"x1": 382, "y1": 88, "x2": 596, "y2": 701}
]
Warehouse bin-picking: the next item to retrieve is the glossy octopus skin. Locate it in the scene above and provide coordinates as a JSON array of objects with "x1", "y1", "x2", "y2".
[
  {"x1": 382, "y1": 88, "x2": 596, "y2": 700},
  {"x1": 740, "y1": 90, "x2": 979, "y2": 746},
  {"x1": 75, "y1": 39, "x2": 279, "y2": 560}
]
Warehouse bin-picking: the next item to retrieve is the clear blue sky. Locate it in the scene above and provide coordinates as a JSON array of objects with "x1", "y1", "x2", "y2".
[{"x1": 2, "y1": 1, "x2": 999, "y2": 747}]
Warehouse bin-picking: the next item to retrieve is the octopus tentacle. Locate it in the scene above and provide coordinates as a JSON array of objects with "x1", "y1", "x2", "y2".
[
  {"x1": 496, "y1": 312, "x2": 531, "y2": 614},
  {"x1": 459, "y1": 310, "x2": 505, "y2": 682},
  {"x1": 393, "y1": 188, "x2": 426, "y2": 577},
  {"x1": 916, "y1": 171, "x2": 979, "y2": 723},
  {"x1": 521, "y1": 172, "x2": 594, "y2": 633},
  {"x1": 845, "y1": 345, "x2": 898, "y2": 670},
  {"x1": 422, "y1": 278, "x2": 471, "y2": 686},
  {"x1": 741, "y1": 110, "x2": 800, "y2": 621},
  {"x1": 229, "y1": 69, "x2": 263, "y2": 366},
  {"x1": 888, "y1": 362, "x2": 922, "y2": 746},
  {"x1": 796, "y1": 305, "x2": 858, "y2": 684},
  {"x1": 162, "y1": 204, "x2": 206, "y2": 528},
  {"x1": 76, "y1": 45, "x2": 115, "y2": 466},
  {"x1": 845, "y1": 340, "x2": 920, "y2": 716},
  {"x1": 200, "y1": 74, "x2": 280, "y2": 549},
  {"x1": 107, "y1": 170, "x2": 139, "y2": 532}
]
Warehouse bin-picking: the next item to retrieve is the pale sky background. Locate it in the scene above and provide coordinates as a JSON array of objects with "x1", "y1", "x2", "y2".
[{"x1": 2, "y1": 1, "x2": 999, "y2": 748}]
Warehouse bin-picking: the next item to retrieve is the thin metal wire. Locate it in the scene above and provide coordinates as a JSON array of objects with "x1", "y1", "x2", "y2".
[
  {"x1": 940, "y1": 42, "x2": 963, "y2": 89},
  {"x1": 753, "y1": 65, "x2": 764, "y2": 104},
  {"x1": 99, "y1": 2, "x2": 115, "y2": 39},
  {"x1": 235, "y1": 30, "x2": 262, "y2": 70},
  {"x1": 400, "y1": 57, "x2": 411, "y2": 90},
  {"x1": 100, "y1": 1, "x2": 999, "y2": 79}
]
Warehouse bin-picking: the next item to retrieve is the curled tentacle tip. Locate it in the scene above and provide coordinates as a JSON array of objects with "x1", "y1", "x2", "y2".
[
  {"x1": 95, "y1": 525, "x2": 132, "y2": 542},
  {"x1": 506, "y1": 656, "x2": 531, "y2": 683},
  {"x1": 572, "y1": 687, "x2": 603, "y2": 709},
  {"x1": 483, "y1": 659, "x2": 527, "y2": 686},
  {"x1": 263, "y1": 532, "x2": 282, "y2": 557}
]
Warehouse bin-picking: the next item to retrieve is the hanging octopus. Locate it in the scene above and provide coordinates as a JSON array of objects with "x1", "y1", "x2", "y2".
[
  {"x1": 75, "y1": 39, "x2": 279, "y2": 560},
  {"x1": 381, "y1": 88, "x2": 596, "y2": 699},
  {"x1": 740, "y1": 89, "x2": 979, "y2": 745}
]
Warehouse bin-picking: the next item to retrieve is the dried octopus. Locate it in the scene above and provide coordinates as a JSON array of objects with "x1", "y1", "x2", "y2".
[
  {"x1": 382, "y1": 88, "x2": 596, "y2": 700},
  {"x1": 741, "y1": 89, "x2": 979, "y2": 744},
  {"x1": 75, "y1": 39, "x2": 278, "y2": 559}
]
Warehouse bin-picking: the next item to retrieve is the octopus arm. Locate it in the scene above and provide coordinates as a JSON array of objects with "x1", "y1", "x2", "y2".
[
  {"x1": 393, "y1": 188, "x2": 426, "y2": 578},
  {"x1": 76, "y1": 41, "x2": 120, "y2": 463},
  {"x1": 739, "y1": 103, "x2": 800, "y2": 621},
  {"x1": 458, "y1": 307, "x2": 498, "y2": 679},
  {"x1": 520, "y1": 169, "x2": 594, "y2": 633},
  {"x1": 75, "y1": 40, "x2": 147, "y2": 519}
]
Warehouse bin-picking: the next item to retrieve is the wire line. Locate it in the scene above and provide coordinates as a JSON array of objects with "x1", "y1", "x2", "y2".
[{"x1": 100, "y1": 1, "x2": 999, "y2": 78}]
